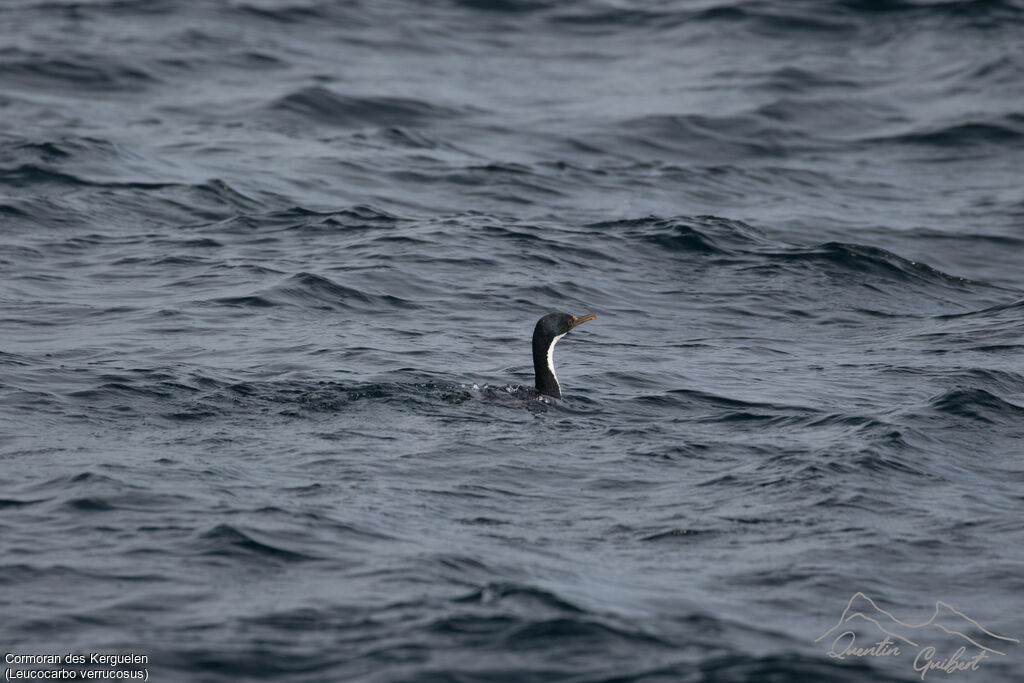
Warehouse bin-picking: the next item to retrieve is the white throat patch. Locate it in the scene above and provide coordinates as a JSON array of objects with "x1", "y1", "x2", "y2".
[{"x1": 546, "y1": 332, "x2": 566, "y2": 388}]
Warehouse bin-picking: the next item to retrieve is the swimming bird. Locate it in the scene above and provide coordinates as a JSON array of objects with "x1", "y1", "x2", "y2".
[{"x1": 532, "y1": 312, "x2": 596, "y2": 399}]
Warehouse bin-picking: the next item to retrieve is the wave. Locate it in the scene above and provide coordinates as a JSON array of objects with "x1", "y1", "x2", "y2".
[
  {"x1": 0, "y1": 171, "x2": 262, "y2": 226},
  {"x1": 0, "y1": 134, "x2": 276, "y2": 226},
  {"x1": 876, "y1": 115, "x2": 1024, "y2": 147},
  {"x1": 204, "y1": 204, "x2": 401, "y2": 235},
  {"x1": 227, "y1": 576, "x2": 891, "y2": 682},
  {"x1": 0, "y1": 562, "x2": 168, "y2": 586},
  {"x1": 0, "y1": 55, "x2": 156, "y2": 92},
  {"x1": 454, "y1": 0, "x2": 553, "y2": 12},
  {"x1": 453, "y1": 582, "x2": 585, "y2": 613},
  {"x1": 608, "y1": 112, "x2": 798, "y2": 161},
  {"x1": 0, "y1": 163, "x2": 93, "y2": 189},
  {"x1": 54, "y1": 372, "x2": 557, "y2": 424},
  {"x1": 926, "y1": 387, "x2": 1024, "y2": 424},
  {"x1": 585, "y1": 215, "x2": 984, "y2": 296},
  {"x1": 695, "y1": 653, "x2": 897, "y2": 682},
  {"x1": 594, "y1": 106, "x2": 1024, "y2": 165},
  {"x1": 915, "y1": 299, "x2": 1024, "y2": 352},
  {"x1": 587, "y1": 215, "x2": 769, "y2": 255},
  {"x1": 838, "y1": 0, "x2": 1024, "y2": 21},
  {"x1": 548, "y1": 3, "x2": 860, "y2": 35},
  {"x1": 233, "y1": 2, "x2": 337, "y2": 24},
  {"x1": 411, "y1": 0, "x2": 1024, "y2": 48},
  {"x1": 363, "y1": 125, "x2": 461, "y2": 150},
  {"x1": 767, "y1": 241, "x2": 973, "y2": 288},
  {"x1": 629, "y1": 388, "x2": 819, "y2": 431},
  {"x1": 755, "y1": 97, "x2": 900, "y2": 140},
  {"x1": 548, "y1": 6, "x2": 694, "y2": 31},
  {"x1": 269, "y1": 86, "x2": 467, "y2": 128},
  {"x1": 0, "y1": 497, "x2": 46, "y2": 509},
  {"x1": 385, "y1": 162, "x2": 572, "y2": 206},
  {"x1": 69, "y1": 380, "x2": 178, "y2": 401},
  {"x1": 211, "y1": 272, "x2": 417, "y2": 312},
  {"x1": 195, "y1": 524, "x2": 317, "y2": 562},
  {"x1": 757, "y1": 67, "x2": 862, "y2": 94},
  {"x1": 0, "y1": 135, "x2": 135, "y2": 166},
  {"x1": 934, "y1": 298, "x2": 1024, "y2": 320}
]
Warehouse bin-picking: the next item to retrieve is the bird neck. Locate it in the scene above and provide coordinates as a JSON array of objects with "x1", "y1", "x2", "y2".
[{"x1": 533, "y1": 332, "x2": 565, "y2": 398}]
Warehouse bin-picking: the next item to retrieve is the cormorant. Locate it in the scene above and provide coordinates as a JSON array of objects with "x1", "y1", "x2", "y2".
[{"x1": 532, "y1": 312, "x2": 596, "y2": 399}]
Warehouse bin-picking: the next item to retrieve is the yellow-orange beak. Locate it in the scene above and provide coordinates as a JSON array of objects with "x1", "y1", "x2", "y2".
[{"x1": 569, "y1": 313, "x2": 596, "y2": 330}]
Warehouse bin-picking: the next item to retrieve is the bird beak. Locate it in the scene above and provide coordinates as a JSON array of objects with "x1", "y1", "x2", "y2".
[{"x1": 569, "y1": 314, "x2": 596, "y2": 329}]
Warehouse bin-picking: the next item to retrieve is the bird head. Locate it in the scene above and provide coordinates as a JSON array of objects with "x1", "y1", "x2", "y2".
[{"x1": 534, "y1": 312, "x2": 597, "y2": 339}]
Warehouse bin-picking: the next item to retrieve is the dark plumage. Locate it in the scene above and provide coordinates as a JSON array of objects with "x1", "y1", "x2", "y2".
[{"x1": 531, "y1": 312, "x2": 596, "y2": 399}]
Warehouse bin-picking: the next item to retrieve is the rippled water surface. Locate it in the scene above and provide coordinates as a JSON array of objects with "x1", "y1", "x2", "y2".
[{"x1": 2, "y1": 1, "x2": 1024, "y2": 681}]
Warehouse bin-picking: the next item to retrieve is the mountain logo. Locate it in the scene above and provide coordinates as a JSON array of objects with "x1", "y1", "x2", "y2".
[{"x1": 816, "y1": 592, "x2": 1018, "y2": 679}]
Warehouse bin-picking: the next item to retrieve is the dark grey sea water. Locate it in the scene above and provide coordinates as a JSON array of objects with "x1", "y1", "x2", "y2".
[{"x1": 3, "y1": 1, "x2": 1024, "y2": 681}]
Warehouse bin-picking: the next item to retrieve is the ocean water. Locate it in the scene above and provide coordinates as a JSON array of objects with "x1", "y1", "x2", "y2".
[{"x1": 2, "y1": 0, "x2": 1023, "y2": 681}]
